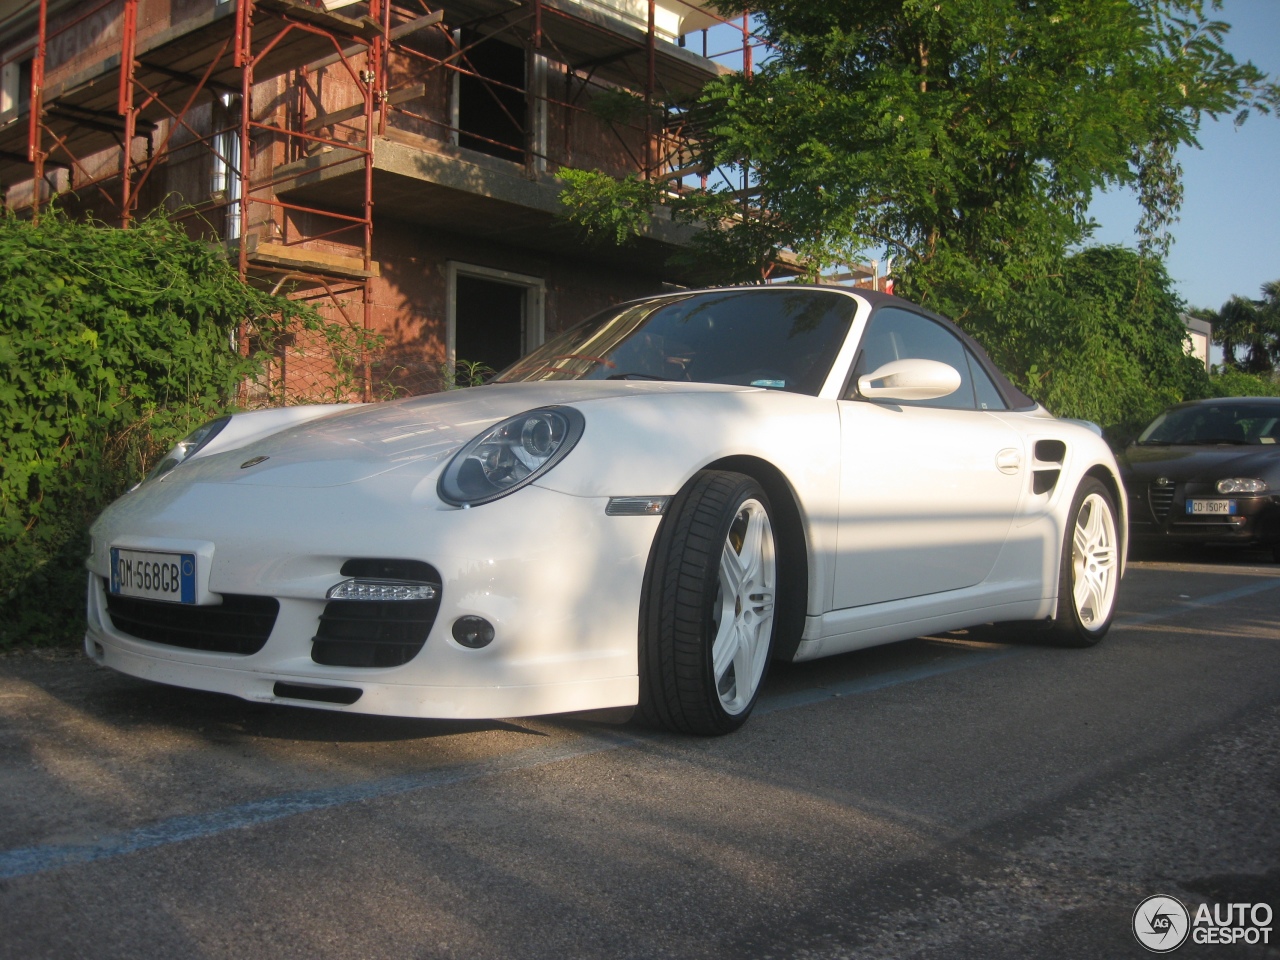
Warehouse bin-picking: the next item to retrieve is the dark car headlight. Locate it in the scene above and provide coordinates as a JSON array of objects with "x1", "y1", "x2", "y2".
[
  {"x1": 1217, "y1": 478, "x2": 1268, "y2": 494},
  {"x1": 438, "y1": 406, "x2": 585, "y2": 507}
]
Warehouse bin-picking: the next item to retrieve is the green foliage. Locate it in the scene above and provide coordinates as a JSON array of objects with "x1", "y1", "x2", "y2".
[
  {"x1": 587, "y1": 88, "x2": 649, "y2": 125},
  {"x1": 441, "y1": 358, "x2": 495, "y2": 389},
  {"x1": 0, "y1": 208, "x2": 368, "y2": 647},
  {"x1": 1204, "y1": 368, "x2": 1280, "y2": 398},
  {"x1": 555, "y1": 169, "x2": 665, "y2": 246},
  {"x1": 995, "y1": 246, "x2": 1209, "y2": 444},
  {"x1": 688, "y1": 0, "x2": 1278, "y2": 284}
]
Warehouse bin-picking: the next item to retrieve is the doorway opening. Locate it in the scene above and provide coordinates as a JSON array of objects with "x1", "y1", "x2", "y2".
[{"x1": 447, "y1": 264, "x2": 545, "y2": 379}]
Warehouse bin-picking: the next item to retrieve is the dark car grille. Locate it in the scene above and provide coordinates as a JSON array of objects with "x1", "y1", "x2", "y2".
[
  {"x1": 311, "y1": 599, "x2": 441, "y2": 667},
  {"x1": 1148, "y1": 483, "x2": 1176, "y2": 521},
  {"x1": 104, "y1": 585, "x2": 279, "y2": 655}
]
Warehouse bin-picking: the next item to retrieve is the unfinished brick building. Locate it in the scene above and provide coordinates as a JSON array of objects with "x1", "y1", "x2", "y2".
[{"x1": 0, "y1": 0, "x2": 758, "y2": 398}]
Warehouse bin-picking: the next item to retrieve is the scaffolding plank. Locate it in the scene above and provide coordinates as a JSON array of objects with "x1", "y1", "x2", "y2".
[{"x1": 246, "y1": 237, "x2": 380, "y2": 279}]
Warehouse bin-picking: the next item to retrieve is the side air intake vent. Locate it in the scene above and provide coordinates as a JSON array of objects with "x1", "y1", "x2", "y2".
[
  {"x1": 1031, "y1": 440, "x2": 1066, "y2": 495},
  {"x1": 1034, "y1": 440, "x2": 1066, "y2": 463}
]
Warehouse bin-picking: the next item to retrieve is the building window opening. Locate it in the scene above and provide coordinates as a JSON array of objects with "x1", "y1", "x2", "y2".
[
  {"x1": 211, "y1": 93, "x2": 241, "y2": 240},
  {"x1": 2, "y1": 56, "x2": 32, "y2": 116},
  {"x1": 455, "y1": 31, "x2": 525, "y2": 163}
]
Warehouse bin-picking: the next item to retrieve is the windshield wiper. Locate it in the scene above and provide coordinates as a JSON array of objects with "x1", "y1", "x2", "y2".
[
  {"x1": 606, "y1": 372, "x2": 672, "y2": 381},
  {"x1": 1181, "y1": 438, "x2": 1251, "y2": 445}
]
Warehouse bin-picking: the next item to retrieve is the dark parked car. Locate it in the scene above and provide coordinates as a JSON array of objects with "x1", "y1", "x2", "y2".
[{"x1": 1120, "y1": 397, "x2": 1280, "y2": 561}]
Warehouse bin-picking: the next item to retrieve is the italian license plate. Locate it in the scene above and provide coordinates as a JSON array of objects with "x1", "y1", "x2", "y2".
[
  {"x1": 1186, "y1": 499, "x2": 1236, "y2": 516},
  {"x1": 110, "y1": 548, "x2": 196, "y2": 603}
]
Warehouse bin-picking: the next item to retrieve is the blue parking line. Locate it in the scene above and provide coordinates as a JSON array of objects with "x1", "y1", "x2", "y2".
[
  {"x1": 757, "y1": 648, "x2": 1016, "y2": 715},
  {"x1": 0, "y1": 734, "x2": 634, "y2": 881},
  {"x1": 1114, "y1": 578, "x2": 1280, "y2": 628}
]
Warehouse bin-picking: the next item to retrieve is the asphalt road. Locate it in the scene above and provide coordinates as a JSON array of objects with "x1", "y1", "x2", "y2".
[{"x1": 2, "y1": 553, "x2": 1279, "y2": 960}]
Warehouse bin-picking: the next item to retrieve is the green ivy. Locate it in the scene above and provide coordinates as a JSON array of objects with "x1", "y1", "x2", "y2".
[
  {"x1": 0, "y1": 208, "x2": 371, "y2": 647},
  {"x1": 555, "y1": 169, "x2": 665, "y2": 246}
]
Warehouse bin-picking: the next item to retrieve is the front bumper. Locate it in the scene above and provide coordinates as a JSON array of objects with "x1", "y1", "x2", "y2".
[{"x1": 85, "y1": 477, "x2": 658, "y2": 719}]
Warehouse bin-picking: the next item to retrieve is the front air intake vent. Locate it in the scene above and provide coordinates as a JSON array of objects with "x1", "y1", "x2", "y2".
[
  {"x1": 104, "y1": 584, "x2": 278, "y2": 655},
  {"x1": 311, "y1": 559, "x2": 443, "y2": 668},
  {"x1": 340, "y1": 558, "x2": 437, "y2": 581},
  {"x1": 273, "y1": 682, "x2": 362, "y2": 705},
  {"x1": 1149, "y1": 483, "x2": 1176, "y2": 521}
]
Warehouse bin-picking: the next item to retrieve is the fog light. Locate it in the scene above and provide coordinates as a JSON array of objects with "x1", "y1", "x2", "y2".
[
  {"x1": 327, "y1": 579, "x2": 438, "y2": 601},
  {"x1": 452, "y1": 616, "x2": 495, "y2": 648}
]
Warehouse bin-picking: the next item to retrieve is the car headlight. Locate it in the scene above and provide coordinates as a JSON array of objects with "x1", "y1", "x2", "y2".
[
  {"x1": 1217, "y1": 478, "x2": 1267, "y2": 494},
  {"x1": 146, "y1": 416, "x2": 232, "y2": 482},
  {"x1": 438, "y1": 406, "x2": 585, "y2": 506}
]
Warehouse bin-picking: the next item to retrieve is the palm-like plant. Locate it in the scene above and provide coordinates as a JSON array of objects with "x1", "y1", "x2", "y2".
[{"x1": 1208, "y1": 280, "x2": 1280, "y2": 374}]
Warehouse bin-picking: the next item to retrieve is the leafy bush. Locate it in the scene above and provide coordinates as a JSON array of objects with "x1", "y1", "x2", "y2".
[
  {"x1": 555, "y1": 169, "x2": 664, "y2": 246},
  {"x1": 0, "y1": 209, "x2": 367, "y2": 647},
  {"x1": 1205, "y1": 368, "x2": 1280, "y2": 398}
]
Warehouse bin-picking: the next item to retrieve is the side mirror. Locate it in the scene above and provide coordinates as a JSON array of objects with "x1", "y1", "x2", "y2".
[{"x1": 858, "y1": 358, "x2": 962, "y2": 401}]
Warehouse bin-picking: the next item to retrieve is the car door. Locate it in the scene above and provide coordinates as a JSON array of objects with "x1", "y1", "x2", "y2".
[{"x1": 833, "y1": 307, "x2": 1025, "y2": 609}]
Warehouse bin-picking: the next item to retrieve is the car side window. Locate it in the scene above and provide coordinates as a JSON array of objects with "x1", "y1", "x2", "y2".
[{"x1": 847, "y1": 307, "x2": 977, "y2": 410}]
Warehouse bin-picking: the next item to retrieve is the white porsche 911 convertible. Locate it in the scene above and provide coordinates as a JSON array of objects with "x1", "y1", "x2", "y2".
[{"x1": 86, "y1": 287, "x2": 1125, "y2": 734}]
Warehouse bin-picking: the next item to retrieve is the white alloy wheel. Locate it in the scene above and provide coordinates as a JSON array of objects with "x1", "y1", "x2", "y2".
[
  {"x1": 1071, "y1": 492, "x2": 1118, "y2": 630},
  {"x1": 711, "y1": 498, "x2": 776, "y2": 715},
  {"x1": 1052, "y1": 477, "x2": 1120, "y2": 646}
]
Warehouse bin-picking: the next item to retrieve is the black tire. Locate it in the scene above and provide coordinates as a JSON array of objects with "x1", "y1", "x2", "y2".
[
  {"x1": 1050, "y1": 477, "x2": 1121, "y2": 647},
  {"x1": 639, "y1": 471, "x2": 779, "y2": 735}
]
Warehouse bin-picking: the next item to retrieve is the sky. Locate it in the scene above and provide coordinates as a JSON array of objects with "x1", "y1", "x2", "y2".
[{"x1": 1086, "y1": 0, "x2": 1280, "y2": 312}]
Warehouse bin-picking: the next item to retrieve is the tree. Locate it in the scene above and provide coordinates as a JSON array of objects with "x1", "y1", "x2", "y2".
[
  {"x1": 1027, "y1": 246, "x2": 1207, "y2": 438},
  {"x1": 695, "y1": 0, "x2": 1276, "y2": 287},
  {"x1": 1198, "y1": 280, "x2": 1280, "y2": 374}
]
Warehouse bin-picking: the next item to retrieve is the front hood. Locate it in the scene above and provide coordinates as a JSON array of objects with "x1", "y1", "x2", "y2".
[
  {"x1": 1119, "y1": 444, "x2": 1280, "y2": 483},
  {"x1": 166, "y1": 381, "x2": 753, "y2": 488}
]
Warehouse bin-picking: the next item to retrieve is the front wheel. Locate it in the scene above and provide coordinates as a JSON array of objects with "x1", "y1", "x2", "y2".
[
  {"x1": 639, "y1": 471, "x2": 778, "y2": 735},
  {"x1": 1051, "y1": 477, "x2": 1121, "y2": 647}
]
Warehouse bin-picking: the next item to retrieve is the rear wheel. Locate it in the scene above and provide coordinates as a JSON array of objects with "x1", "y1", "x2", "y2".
[
  {"x1": 639, "y1": 471, "x2": 778, "y2": 735},
  {"x1": 1051, "y1": 477, "x2": 1120, "y2": 646}
]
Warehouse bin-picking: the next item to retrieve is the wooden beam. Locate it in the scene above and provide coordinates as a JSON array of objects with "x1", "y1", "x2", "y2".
[
  {"x1": 305, "y1": 10, "x2": 445, "y2": 74},
  {"x1": 247, "y1": 239, "x2": 381, "y2": 280}
]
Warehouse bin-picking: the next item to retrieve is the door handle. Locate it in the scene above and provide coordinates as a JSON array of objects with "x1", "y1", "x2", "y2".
[{"x1": 996, "y1": 448, "x2": 1022, "y2": 474}]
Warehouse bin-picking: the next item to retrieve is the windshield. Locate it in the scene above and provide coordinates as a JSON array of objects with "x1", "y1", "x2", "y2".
[
  {"x1": 1136, "y1": 403, "x2": 1280, "y2": 445},
  {"x1": 494, "y1": 289, "x2": 858, "y2": 396}
]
